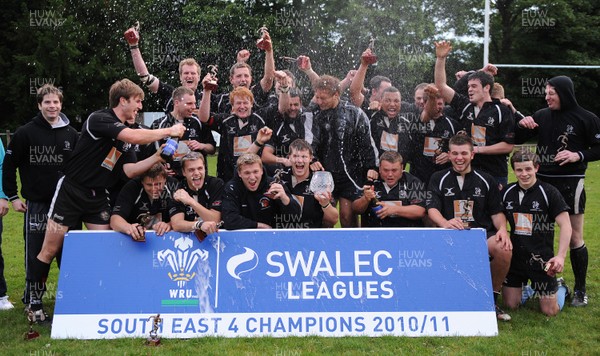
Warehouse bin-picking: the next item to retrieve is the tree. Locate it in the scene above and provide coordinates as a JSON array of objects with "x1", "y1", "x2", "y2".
[
  {"x1": 7, "y1": 0, "x2": 597, "y2": 132},
  {"x1": 482, "y1": 0, "x2": 600, "y2": 115}
]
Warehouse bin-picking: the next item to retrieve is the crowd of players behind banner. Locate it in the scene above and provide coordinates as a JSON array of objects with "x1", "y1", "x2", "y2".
[{"x1": 0, "y1": 26, "x2": 598, "y2": 322}]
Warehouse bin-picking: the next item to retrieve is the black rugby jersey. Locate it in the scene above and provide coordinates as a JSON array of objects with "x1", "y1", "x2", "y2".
[
  {"x1": 427, "y1": 168, "x2": 503, "y2": 237},
  {"x1": 169, "y1": 176, "x2": 224, "y2": 221},
  {"x1": 502, "y1": 180, "x2": 568, "y2": 257},
  {"x1": 450, "y1": 93, "x2": 515, "y2": 177}
]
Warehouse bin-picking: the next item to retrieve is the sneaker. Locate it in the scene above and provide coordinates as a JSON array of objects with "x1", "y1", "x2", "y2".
[
  {"x1": 25, "y1": 305, "x2": 51, "y2": 324},
  {"x1": 495, "y1": 304, "x2": 511, "y2": 322},
  {"x1": 556, "y1": 277, "x2": 571, "y2": 300},
  {"x1": 0, "y1": 296, "x2": 15, "y2": 310},
  {"x1": 571, "y1": 290, "x2": 588, "y2": 307}
]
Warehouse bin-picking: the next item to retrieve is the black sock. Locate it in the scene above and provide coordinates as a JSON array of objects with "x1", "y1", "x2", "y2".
[
  {"x1": 28, "y1": 258, "x2": 51, "y2": 307},
  {"x1": 570, "y1": 244, "x2": 588, "y2": 293},
  {"x1": 494, "y1": 291, "x2": 500, "y2": 304}
]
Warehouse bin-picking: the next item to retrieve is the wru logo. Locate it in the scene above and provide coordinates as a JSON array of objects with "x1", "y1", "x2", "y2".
[{"x1": 158, "y1": 235, "x2": 208, "y2": 288}]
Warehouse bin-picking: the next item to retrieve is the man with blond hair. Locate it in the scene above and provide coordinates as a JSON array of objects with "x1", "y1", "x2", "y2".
[
  {"x1": 310, "y1": 75, "x2": 379, "y2": 227},
  {"x1": 199, "y1": 81, "x2": 276, "y2": 182},
  {"x1": 222, "y1": 153, "x2": 300, "y2": 229}
]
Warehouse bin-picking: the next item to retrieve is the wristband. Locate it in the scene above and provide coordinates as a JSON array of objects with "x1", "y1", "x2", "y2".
[
  {"x1": 146, "y1": 75, "x2": 156, "y2": 86},
  {"x1": 129, "y1": 45, "x2": 139, "y2": 50},
  {"x1": 254, "y1": 140, "x2": 264, "y2": 148},
  {"x1": 193, "y1": 218, "x2": 204, "y2": 231},
  {"x1": 139, "y1": 73, "x2": 153, "y2": 85},
  {"x1": 321, "y1": 202, "x2": 331, "y2": 209}
]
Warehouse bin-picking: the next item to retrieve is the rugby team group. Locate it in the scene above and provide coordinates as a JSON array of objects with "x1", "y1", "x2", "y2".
[{"x1": 0, "y1": 26, "x2": 598, "y2": 326}]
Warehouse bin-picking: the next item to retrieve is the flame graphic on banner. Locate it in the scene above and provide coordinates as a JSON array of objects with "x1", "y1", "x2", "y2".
[{"x1": 226, "y1": 247, "x2": 259, "y2": 280}]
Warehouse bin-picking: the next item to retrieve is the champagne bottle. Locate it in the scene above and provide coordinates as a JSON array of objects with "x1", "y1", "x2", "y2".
[
  {"x1": 161, "y1": 137, "x2": 178, "y2": 162},
  {"x1": 366, "y1": 182, "x2": 383, "y2": 218}
]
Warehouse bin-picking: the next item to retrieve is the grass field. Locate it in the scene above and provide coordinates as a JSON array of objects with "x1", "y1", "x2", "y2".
[{"x1": 0, "y1": 154, "x2": 598, "y2": 355}]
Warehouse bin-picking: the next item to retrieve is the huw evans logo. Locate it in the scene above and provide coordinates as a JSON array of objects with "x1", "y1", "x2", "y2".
[{"x1": 227, "y1": 247, "x2": 259, "y2": 280}]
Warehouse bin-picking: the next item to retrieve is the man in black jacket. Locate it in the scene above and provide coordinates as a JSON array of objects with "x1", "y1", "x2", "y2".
[
  {"x1": 222, "y1": 153, "x2": 300, "y2": 229},
  {"x1": 516, "y1": 75, "x2": 600, "y2": 307},
  {"x1": 309, "y1": 75, "x2": 379, "y2": 227},
  {"x1": 2, "y1": 84, "x2": 79, "y2": 311}
]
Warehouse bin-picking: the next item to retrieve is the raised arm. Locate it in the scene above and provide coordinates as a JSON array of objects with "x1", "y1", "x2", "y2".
[
  {"x1": 276, "y1": 71, "x2": 291, "y2": 115},
  {"x1": 198, "y1": 74, "x2": 214, "y2": 123},
  {"x1": 124, "y1": 26, "x2": 160, "y2": 93},
  {"x1": 421, "y1": 84, "x2": 439, "y2": 122},
  {"x1": 339, "y1": 69, "x2": 357, "y2": 94},
  {"x1": 433, "y1": 41, "x2": 456, "y2": 104},
  {"x1": 349, "y1": 49, "x2": 372, "y2": 108},
  {"x1": 247, "y1": 127, "x2": 273, "y2": 155},
  {"x1": 237, "y1": 49, "x2": 250, "y2": 63},
  {"x1": 259, "y1": 31, "x2": 275, "y2": 93},
  {"x1": 297, "y1": 55, "x2": 319, "y2": 85}
]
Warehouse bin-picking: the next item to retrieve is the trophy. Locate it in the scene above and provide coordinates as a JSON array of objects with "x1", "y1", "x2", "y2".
[
  {"x1": 24, "y1": 310, "x2": 40, "y2": 340},
  {"x1": 146, "y1": 314, "x2": 162, "y2": 346},
  {"x1": 256, "y1": 25, "x2": 270, "y2": 50},
  {"x1": 281, "y1": 55, "x2": 308, "y2": 68},
  {"x1": 530, "y1": 253, "x2": 551, "y2": 272},
  {"x1": 132, "y1": 218, "x2": 147, "y2": 242},
  {"x1": 194, "y1": 220, "x2": 223, "y2": 242},
  {"x1": 204, "y1": 65, "x2": 219, "y2": 92},
  {"x1": 265, "y1": 169, "x2": 284, "y2": 199},
  {"x1": 459, "y1": 200, "x2": 472, "y2": 229},
  {"x1": 363, "y1": 37, "x2": 378, "y2": 65},
  {"x1": 309, "y1": 171, "x2": 335, "y2": 195},
  {"x1": 432, "y1": 138, "x2": 444, "y2": 163}
]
